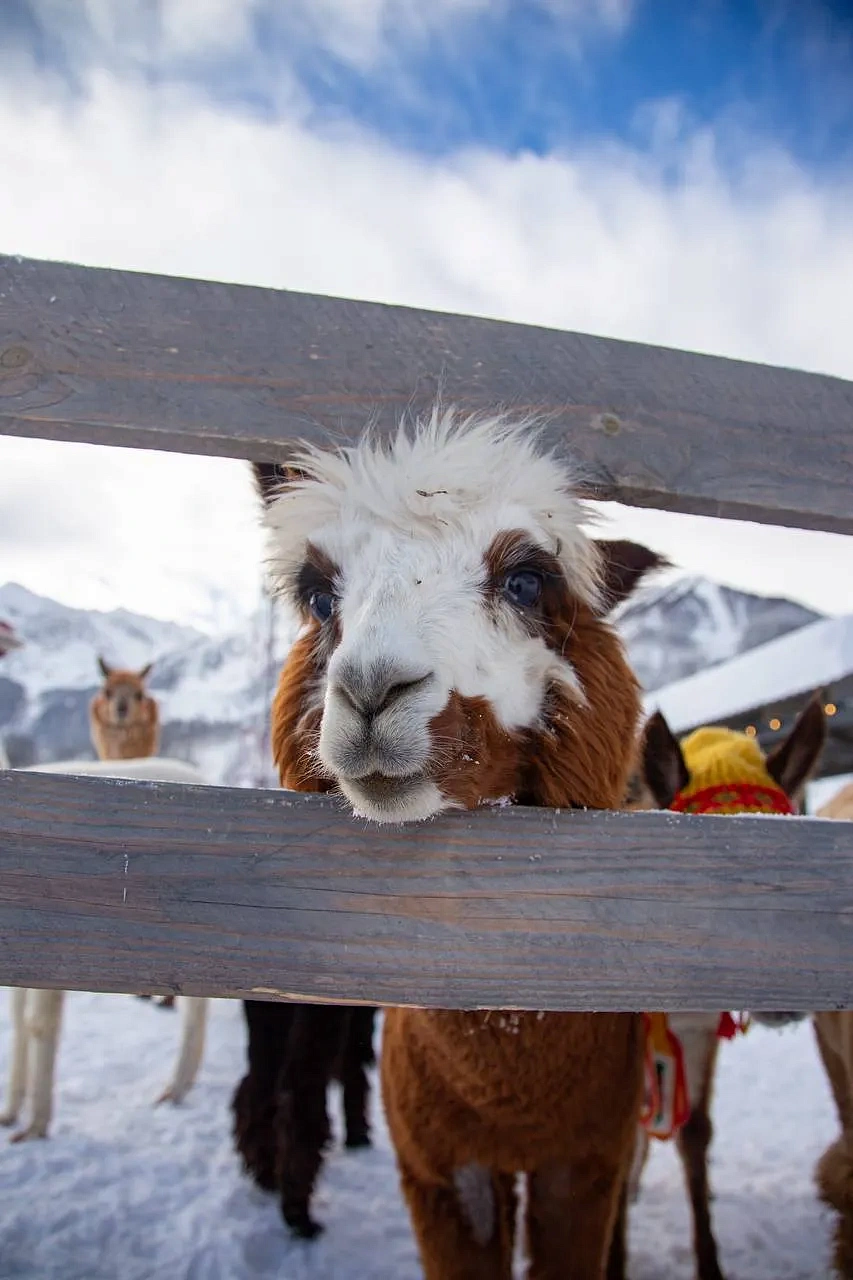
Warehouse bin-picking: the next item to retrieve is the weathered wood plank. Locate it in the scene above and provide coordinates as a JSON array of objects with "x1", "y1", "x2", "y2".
[
  {"x1": 1, "y1": 255, "x2": 852, "y2": 533},
  {"x1": 1, "y1": 771, "x2": 851, "y2": 1010}
]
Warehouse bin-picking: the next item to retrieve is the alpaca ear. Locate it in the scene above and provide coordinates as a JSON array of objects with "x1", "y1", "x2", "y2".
[
  {"x1": 593, "y1": 540, "x2": 670, "y2": 615},
  {"x1": 251, "y1": 462, "x2": 308, "y2": 506},
  {"x1": 97, "y1": 656, "x2": 112, "y2": 679},
  {"x1": 641, "y1": 711, "x2": 690, "y2": 809},
  {"x1": 765, "y1": 694, "x2": 826, "y2": 800},
  {"x1": 138, "y1": 662, "x2": 153, "y2": 681}
]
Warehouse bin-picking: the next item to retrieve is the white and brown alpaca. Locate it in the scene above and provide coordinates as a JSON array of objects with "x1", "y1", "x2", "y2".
[
  {"x1": 1, "y1": 756, "x2": 210, "y2": 1142},
  {"x1": 622, "y1": 699, "x2": 826, "y2": 1280},
  {"x1": 90, "y1": 657, "x2": 160, "y2": 761},
  {"x1": 255, "y1": 406, "x2": 666, "y2": 1277}
]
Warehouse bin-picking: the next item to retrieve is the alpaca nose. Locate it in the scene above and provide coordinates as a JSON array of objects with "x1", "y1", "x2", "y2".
[
  {"x1": 116, "y1": 699, "x2": 128, "y2": 720},
  {"x1": 332, "y1": 659, "x2": 434, "y2": 720}
]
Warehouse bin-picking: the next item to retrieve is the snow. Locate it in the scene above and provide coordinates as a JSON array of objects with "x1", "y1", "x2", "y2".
[
  {"x1": 644, "y1": 612, "x2": 853, "y2": 733},
  {"x1": 0, "y1": 992, "x2": 839, "y2": 1278}
]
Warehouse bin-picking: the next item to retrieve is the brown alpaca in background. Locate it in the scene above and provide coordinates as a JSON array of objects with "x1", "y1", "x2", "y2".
[
  {"x1": 255, "y1": 407, "x2": 667, "y2": 1276},
  {"x1": 89, "y1": 657, "x2": 159, "y2": 761},
  {"x1": 90, "y1": 657, "x2": 172, "y2": 1008}
]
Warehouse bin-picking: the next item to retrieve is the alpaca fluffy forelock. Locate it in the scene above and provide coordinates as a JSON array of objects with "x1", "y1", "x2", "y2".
[{"x1": 263, "y1": 408, "x2": 607, "y2": 822}]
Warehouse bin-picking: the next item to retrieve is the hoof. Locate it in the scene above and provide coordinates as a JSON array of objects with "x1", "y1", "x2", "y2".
[
  {"x1": 155, "y1": 1086, "x2": 186, "y2": 1106},
  {"x1": 10, "y1": 1126, "x2": 47, "y2": 1144},
  {"x1": 285, "y1": 1211, "x2": 324, "y2": 1240},
  {"x1": 344, "y1": 1131, "x2": 371, "y2": 1150}
]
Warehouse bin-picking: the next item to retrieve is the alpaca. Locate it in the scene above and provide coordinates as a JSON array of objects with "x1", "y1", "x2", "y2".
[
  {"x1": 809, "y1": 781, "x2": 853, "y2": 1278},
  {"x1": 253, "y1": 405, "x2": 667, "y2": 1276},
  {"x1": 90, "y1": 657, "x2": 173, "y2": 1007},
  {"x1": 1, "y1": 755, "x2": 211, "y2": 1141},
  {"x1": 620, "y1": 698, "x2": 826, "y2": 1280},
  {"x1": 90, "y1": 657, "x2": 160, "y2": 762},
  {"x1": 231, "y1": 1001, "x2": 377, "y2": 1238}
]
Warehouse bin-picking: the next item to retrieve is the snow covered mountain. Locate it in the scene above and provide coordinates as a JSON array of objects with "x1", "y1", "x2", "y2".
[
  {"x1": 616, "y1": 574, "x2": 819, "y2": 694},
  {"x1": 0, "y1": 575, "x2": 821, "y2": 784},
  {"x1": 0, "y1": 583, "x2": 295, "y2": 786}
]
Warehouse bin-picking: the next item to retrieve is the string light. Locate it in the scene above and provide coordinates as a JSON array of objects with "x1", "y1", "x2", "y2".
[
  {"x1": 825, "y1": 702, "x2": 837, "y2": 717},
  {"x1": 769, "y1": 717, "x2": 781, "y2": 731},
  {"x1": 744, "y1": 725, "x2": 757, "y2": 738}
]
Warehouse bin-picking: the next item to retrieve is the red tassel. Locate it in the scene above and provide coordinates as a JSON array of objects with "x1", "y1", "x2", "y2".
[{"x1": 717, "y1": 1011, "x2": 750, "y2": 1039}]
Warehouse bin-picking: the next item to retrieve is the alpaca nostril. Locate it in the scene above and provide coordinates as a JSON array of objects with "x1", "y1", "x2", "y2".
[
  {"x1": 333, "y1": 662, "x2": 434, "y2": 720},
  {"x1": 380, "y1": 673, "x2": 433, "y2": 712}
]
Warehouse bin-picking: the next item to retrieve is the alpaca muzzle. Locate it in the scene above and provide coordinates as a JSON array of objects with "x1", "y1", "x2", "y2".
[{"x1": 318, "y1": 652, "x2": 440, "y2": 782}]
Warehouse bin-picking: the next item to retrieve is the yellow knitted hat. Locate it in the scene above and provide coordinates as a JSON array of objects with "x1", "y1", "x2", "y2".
[{"x1": 672, "y1": 726, "x2": 793, "y2": 815}]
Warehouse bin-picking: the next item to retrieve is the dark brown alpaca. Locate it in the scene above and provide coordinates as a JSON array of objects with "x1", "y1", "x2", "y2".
[
  {"x1": 253, "y1": 407, "x2": 667, "y2": 1276},
  {"x1": 231, "y1": 1000, "x2": 376, "y2": 1238}
]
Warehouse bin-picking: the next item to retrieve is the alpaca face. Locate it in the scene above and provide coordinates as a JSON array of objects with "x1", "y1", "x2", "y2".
[
  {"x1": 261, "y1": 410, "x2": 662, "y2": 823},
  {"x1": 93, "y1": 661, "x2": 156, "y2": 729}
]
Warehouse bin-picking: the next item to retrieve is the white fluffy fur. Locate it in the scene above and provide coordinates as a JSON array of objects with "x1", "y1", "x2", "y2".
[
  {"x1": 263, "y1": 407, "x2": 601, "y2": 823},
  {"x1": 2, "y1": 756, "x2": 210, "y2": 1142}
]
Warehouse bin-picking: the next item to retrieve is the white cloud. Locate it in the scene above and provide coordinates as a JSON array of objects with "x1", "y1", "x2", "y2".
[{"x1": 0, "y1": 66, "x2": 852, "y2": 625}]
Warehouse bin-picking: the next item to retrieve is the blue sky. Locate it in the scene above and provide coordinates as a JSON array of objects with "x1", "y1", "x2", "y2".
[
  {"x1": 6, "y1": 0, "x2": 852, "y2": 168},
  {"x1": 0, "y1": 0, "x2": 852, "y2": 627},
  {"x1": 296, "y1": 0, "x2": 853, "y2": 170}
]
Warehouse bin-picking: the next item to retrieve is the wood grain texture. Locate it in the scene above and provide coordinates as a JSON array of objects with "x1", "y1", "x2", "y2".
[
  {"x1": 1, "y1": 770, "x2": 851, "y2": 1010},
  {"x1": 1, "y1": 255, "x2": 852, "y2": 533}
]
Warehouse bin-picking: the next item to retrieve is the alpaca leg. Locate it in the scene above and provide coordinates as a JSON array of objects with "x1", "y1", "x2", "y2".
[
  {"x1": 675, "y1": 1103, "x2": 724, "y2": 1280},
  {"x1": 605, "y1": 1180, "x2": 629, "y2": 1280},
  {"x1": 232, "y1": 999, "x2": 293, "y2": 1192},
  {"x1": 0, "y1": 988, "x2": 30, "y2": 1127},
  {"x1": 275, "y1": 1005, "x2": 344, "y2": 1238},
  {"x1": 674, "y1": 1029, "x2": 725, "y2": 1280},
  {"x1": 11, "y1": 988, "x2": 64, "y2": 1142},
  {"x1": 814, "y1": 1015, "x2": 852, "y2": 1133},
  {"x1": 527, "y1": 1159, "x2": 625, "y2": 1280},
  {"x1": 157, "y1": 997, "x2": 208, "y2": 1104},
  {"x1": 399, "y1": 1160, "x2": 515, "y2": 1280},
  {"x1": 340, "y1": 1006, "x2": 376, "y2": 1149},
  {"x1": 816, "y1": 1133, "x2": 853, "y2": 1279}
]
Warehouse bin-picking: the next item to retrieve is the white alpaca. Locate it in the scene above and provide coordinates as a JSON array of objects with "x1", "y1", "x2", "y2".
[{"x1": 2, "y1": 756, "x2": 210, "y2": 1142}]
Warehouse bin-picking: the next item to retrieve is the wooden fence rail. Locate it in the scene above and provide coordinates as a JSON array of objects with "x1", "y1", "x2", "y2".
[
  {"x1": 1, "y1": 254, "x2": 852, "y2": 1010},
  {"x1": 1, "y1": 771, "x2": 851, "y2": 1010},
  {"x1": 2, "y1": 255, "x2": 852, "y2": 533}
]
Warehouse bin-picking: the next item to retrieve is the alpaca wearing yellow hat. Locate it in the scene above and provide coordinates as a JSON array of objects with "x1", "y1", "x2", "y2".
[{"x1": 614, "y1": 696, "x2": 826, "y2": 1280}]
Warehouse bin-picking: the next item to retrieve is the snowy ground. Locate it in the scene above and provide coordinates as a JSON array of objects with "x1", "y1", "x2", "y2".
[{"x1": 0, "y1": 992, "x2": 840, "y2": 1279}]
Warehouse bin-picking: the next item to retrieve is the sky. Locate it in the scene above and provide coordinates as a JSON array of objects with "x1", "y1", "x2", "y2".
[{"x1": 1, "y1": 0, "x2": 852, "y2": 630}]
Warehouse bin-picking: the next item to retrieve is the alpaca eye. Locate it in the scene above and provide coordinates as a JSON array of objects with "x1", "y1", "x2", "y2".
[
  {"x1": 309, "y1": 590, "x2": 335, "y2": 623},
  {"x1": 502, "y1": 570, "x2": 542, "y2": 608}
]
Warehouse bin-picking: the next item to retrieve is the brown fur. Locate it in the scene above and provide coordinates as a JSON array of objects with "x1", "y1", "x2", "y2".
[
  {"x1": 89, "y1": 659, "x2": 159, "y2": 761},
  {"x1": 812, "y1": 783, "x2": 853, "y2": 1277},
  {"x1": 272, "y1": 536, "x2": 663, "y2": 1276}
]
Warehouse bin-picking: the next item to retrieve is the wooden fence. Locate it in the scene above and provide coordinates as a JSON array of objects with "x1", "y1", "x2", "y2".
[{"x1": 1, "y1": 253, "x2": 852, "y2": 1011}]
